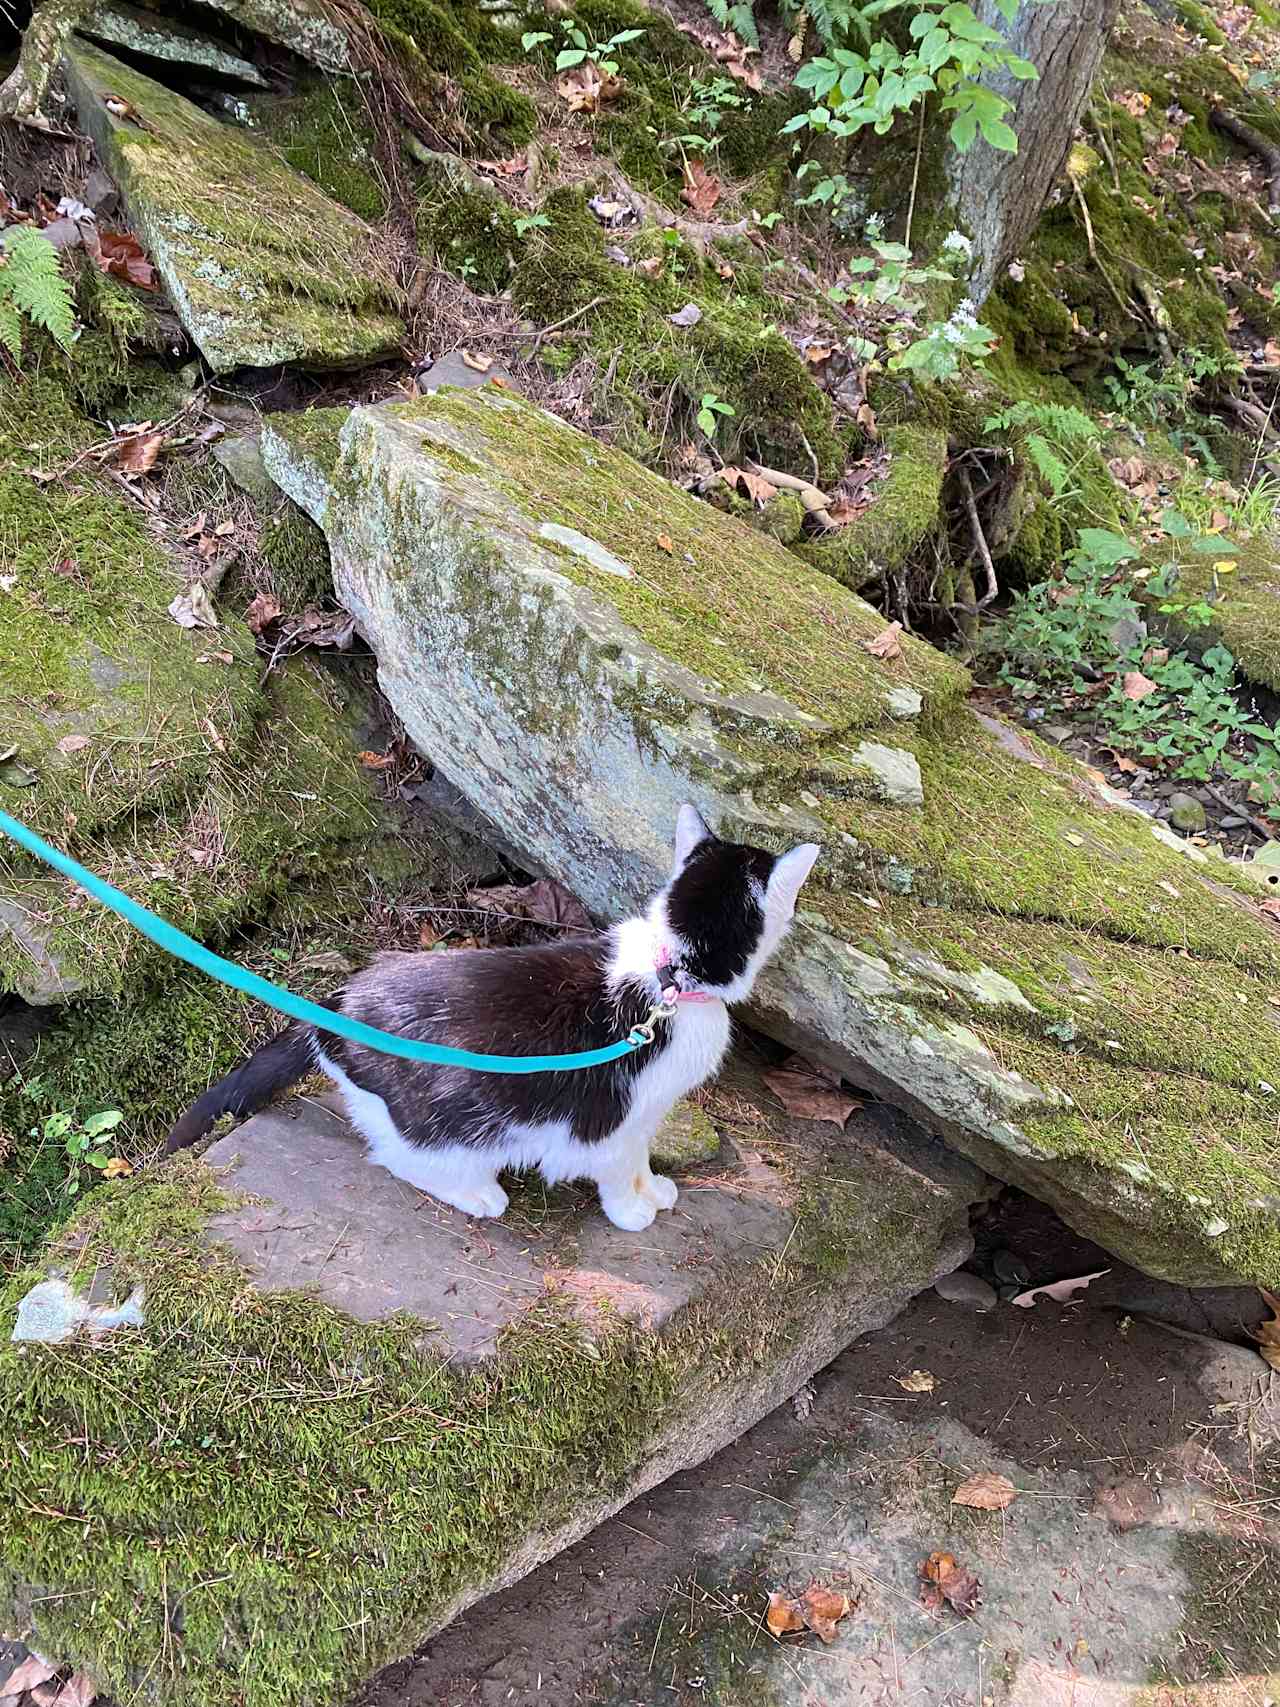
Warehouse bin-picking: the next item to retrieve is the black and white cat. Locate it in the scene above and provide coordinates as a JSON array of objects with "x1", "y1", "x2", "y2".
[{"x1": 167, "y1": 806, "x2": 819, "y2": 1231}]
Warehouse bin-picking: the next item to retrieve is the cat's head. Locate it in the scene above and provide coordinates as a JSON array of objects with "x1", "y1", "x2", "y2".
[{"x1": 656, "y1": 805, "x2": 820, "y2": 1002}]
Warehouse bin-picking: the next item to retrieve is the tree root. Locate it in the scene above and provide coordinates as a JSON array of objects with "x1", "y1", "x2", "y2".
[
  {"x1": 0, "y1": 0, "x2": 90, "y2": 130},
  {"x1": 1210, "y1": 107, "x2": 1280, "y2": 215}
]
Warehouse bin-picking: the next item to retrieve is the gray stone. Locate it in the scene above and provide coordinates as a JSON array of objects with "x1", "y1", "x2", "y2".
[
  {"x1": 61, "y1": 42, "x2": 403, "y2": 373},
  {"x1": 80, "y1": 2, "x2": 268, "y2": 85},
  {"x1": 198, "y1": 0, "x2": 350, "y2": 71},
  {"x1": 213, "y1": 432, "x2": 277, "y2": 501},
  {"x1": 418, "y1": 351, "x2": 514, "y2": 392},
  {"x1": 1168, "y1": 791, "x2": 1207, "y2": 833},
  {"x1": 257, "y1": 385, "x2": 1280, "y2": 1289},
  {"x1": 933, "y1": 1268, "x2": 998, "y2": 1310},
  {"x1": 12, "y1": 1275, "x2": 145, "y2": 1343}
]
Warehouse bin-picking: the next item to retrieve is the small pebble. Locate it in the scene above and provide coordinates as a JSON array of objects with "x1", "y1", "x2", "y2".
[{"x1": 934, "y1": 1270, "x2": 998, "y2": 1311}]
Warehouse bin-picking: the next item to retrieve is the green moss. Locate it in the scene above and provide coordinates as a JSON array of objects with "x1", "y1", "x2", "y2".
[
  {"x1": 260, "y1": 502, "x2": 334, "y2": 610},
  {"x1": 0, "y1": 1060, "x2": 962, "y2": 1707},
  {"x1": 798, "y1": 424, "x2": 946, "y2": 591},
  {"x1": 415, "y1": 166, "x2": 520, "y2": 294},
  {"x1": 249, "y1": 81, "x2": 386, "y2": 221},
  {"x1": 1160, "y1": 1532, "x2": 1280, "y2": 1680},
  {"x1": 1136, "y1": 531, "x2": 1280, "y2": 692},
  {"x1": 512, "y1": 189, "x2": 845, "y2": 481},
  {"x1": 364, "y1": 0, "x2": 535, "y2": 145},
  {"x1": 64, "y1": 40, "x2": 403, "y2": 371}
]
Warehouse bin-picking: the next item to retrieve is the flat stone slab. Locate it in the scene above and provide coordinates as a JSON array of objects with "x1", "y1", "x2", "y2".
[
  {"x1": 79, "y1": 3, "x2": 267, "y2": 85},
  {"x1": 261, "y1": 389, "x2": 1280, "y2": 1289},
  {"x1": 0, "y1": 1061, "x2": 988, "y2": 1706},
  {"x1": 62, "y1": 41, "x2": 403, "y2": 371}
]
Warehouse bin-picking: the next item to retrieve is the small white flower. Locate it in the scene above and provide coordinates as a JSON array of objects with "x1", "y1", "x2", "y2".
[
  {"x1": 942, "y1": 230, "x2": 972, "y2": 257},
  {"x1": 955, "y1": 296, "x2": 979, "y2": 322},
  {"x1": 942, "y1": 322, "x2": 966, "y2": 345}
]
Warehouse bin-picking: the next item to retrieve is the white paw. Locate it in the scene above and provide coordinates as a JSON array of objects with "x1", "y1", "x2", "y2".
[
  {"x1": 410, "y1": 1175, "x2": 509, "y2": 1218},
  {"x1": 600, "y1": 1192, "x2": 658, "y2": 1232},
  {"x1": 641, "y1": 1173, "x2": 679, "y2": 1211}
]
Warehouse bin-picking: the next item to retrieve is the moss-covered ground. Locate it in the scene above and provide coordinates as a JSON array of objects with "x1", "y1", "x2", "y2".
[{"x1": 0, "y1": 1059, "x2": 966, "y2": 1707}]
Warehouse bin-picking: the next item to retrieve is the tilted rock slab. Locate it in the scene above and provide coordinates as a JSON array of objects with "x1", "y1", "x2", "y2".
[
  {"x1": 62, "y1": 41, "x2": 403, "y2": 371},
  {"x1": 262, "y1": 387, "x2": 1280, "y2": 1288},
  {"x1": 0, "y1": 1069, "x2": 985, "y2": 1705}
]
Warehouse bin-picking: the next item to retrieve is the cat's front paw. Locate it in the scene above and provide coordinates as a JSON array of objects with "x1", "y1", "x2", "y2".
[
  {"x1": 439, "y1": 1179, "x2": 510, "y2": 1219},
  {"x1": 599, "y1": 1192, "x2": 658, "y2": 1232},
  {"x1": 642, "y1": 1173, "x2": 678, "y2": 1211}
]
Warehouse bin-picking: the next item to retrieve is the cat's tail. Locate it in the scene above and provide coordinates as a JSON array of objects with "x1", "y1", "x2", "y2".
[{"x1": 165, "y1": 1017, "x2": 323, "y2": 1154}]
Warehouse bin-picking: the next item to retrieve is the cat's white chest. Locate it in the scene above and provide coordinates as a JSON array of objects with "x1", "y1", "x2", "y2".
[{"x1": 624, "y1": 1001, "x2": 730, "y2": 1130}]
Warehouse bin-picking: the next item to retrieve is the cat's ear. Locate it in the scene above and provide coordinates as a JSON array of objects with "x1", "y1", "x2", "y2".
[
  {"x1": 672, "y1": 803, "x2": 714, "y2": 873},
  {"x1": 766, "y1": 843, "x2": 820, "y2": 921}
]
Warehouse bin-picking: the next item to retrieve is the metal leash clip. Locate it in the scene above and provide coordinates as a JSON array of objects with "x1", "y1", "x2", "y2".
[{"x1": 627, "y1": 990, "x2": 680, "y2": 1048}]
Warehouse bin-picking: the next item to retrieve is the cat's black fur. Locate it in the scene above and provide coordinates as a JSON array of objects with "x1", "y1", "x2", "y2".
[{"x1": 165, "y1": 831, "x2": 781, "y2": 1155}]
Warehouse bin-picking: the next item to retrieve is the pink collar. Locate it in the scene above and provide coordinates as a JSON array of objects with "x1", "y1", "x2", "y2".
[{"x1": 655, "y1": 941, "x2": 720, "y2": 1005}]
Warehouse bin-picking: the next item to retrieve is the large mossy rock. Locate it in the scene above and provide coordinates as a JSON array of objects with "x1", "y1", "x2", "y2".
[
  {"x1": 0, "y1": 1068, "x2": 986, "y2": 1706},
  {"x1": 262, "y1": 385, "x2": 1280, "y2": 1290},
  {"x1": 60, "y1": 41, "x2": 403, "y2": 371}
]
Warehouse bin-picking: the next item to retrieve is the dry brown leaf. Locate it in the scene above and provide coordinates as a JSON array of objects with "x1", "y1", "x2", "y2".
[
  {"x1": 202, "y1": 716, "x2": 225, "y2": 754},
  {"x1": 637, "y1": 255, "x2": 664, "y2": 279},
  {"x1": 52, "y1": 1672, "x2": 99, "y2": 1707},
  {"x1": 461, "y1": 349, "x2": 493, "y2": 373},
  {"x1": 56, "y1": 734, "x2": 91, "y2": 754},
  {"x1": 680, "y1": 159, "x2": 722, "y2": 216},
  {"x1": 182, "y1": 512, "x2": 207, "y2": 541},
  {"x1": 762, "y1": 1054, "x2": 860, "y2": 1126},
  {"x1": 244, "y1": 592, "x2": 282, "y2": 634},
  {"x1": 357, "y1": 750, "x2": 395, "y2": 769},
  {"x1": 862, "y1": 621, "x2": 904, "y2": 660},
  {"x1": 896, "y1": 1368, "x2": 936, "y2": 1393},
  {"x1": 3, "y1": 1656, "x2": 58, "y2": 1694},
  {"x1": 656, "y1": 533, "x2": 674, "y2": 553},
  {"x1": 1208, "y1": 507, "x2": 1231, "y2": 532},
  {"x1": 799, "y1": 1583, "x2": 853, "y2": 1643},
  {"x1": 855, "y1": 400, "x2": 878, "y2": 438},
  {"x1": 952, "y1": 1471, "x2": 1018, "y2": 1511},
  {"x1": 557, "y1": 61, "x2": 620, "y2": 111},
  {"x1": 766, "y1": 1591, "x2": 805, "y2": 1637},
  {"x1": 168, "y1": 582, "x2": 218, "y2": 630},
  {"x1": 1260, "y1": 897, "x2": 1280, "y2": 921},
  {"x1": 920, "y1": 1552, "x2": 982, "y2": 1617},
  {"x1": 1263, "y1": 339, "x2": 1280, "y2": 367},
  {"x1": 103, "y1": 1157, "x2": 132, "y2": 1180},
  {"x1": 804, "y1": 340, "x2": 834, "y2": 365},
  {"x1": 467, "y1": 878, "x2": 593, "y2": 935},
  {"x1": 476, "y1": 154, "x2": 528, "y2": 176},
  {"x1": 1249, "y1": 1288, "x2": 1280, "y2": 1371},
  {"x1": 1009, "y1": 1267, "x2": 1109, "y2": 1308},
  {"x1": 1113, "y1": 755, "x2": 1138, "y2": 774},
  {"x1": 214, "y1": 518, "x2": 235, "y2": 538},
  {"x1": 1122, "y1": 670, "x2": 1158, "y2": 700},
  {"x1": 32, "y1": 1684, "x2": 61, "y2": 1707},
  {"x1": 116, "y1": 430, "x2": 164, "y2": 475},
  {"x1": 737, "y1": 469, "x2": 777, "y2": 505}
]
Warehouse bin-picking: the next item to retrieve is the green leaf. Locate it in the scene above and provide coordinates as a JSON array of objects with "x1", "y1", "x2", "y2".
[
  {"x1": 977, "y1": 112, "x2": 1019, "y2": 150},
  {"x1": 949, "y1": 108, "x2": 978, "y2": 150},
  {"x1": 83, "y1": 1109, "x2": 125, "y2": 1136},
  {"x1": 520, "y1": 29, "x2": 551, "y2": 48},
  {"x1": 2, "y1": 228, "x2": 76, "y2": 352},
  {"x1": 1003, "y1": 54, "x2": 1039, "y2": 78},
  {"x1": 609, "y1": 27, "x2": 645, "y2": 42},
  {"x1": 0, "y1": 298, "x2": 22, "y2": 364},
  {"x1": 1160, "y1": 508, "x2": 1192, "y2": 537},
  {"x1": 1078, "y1": 528, "x2": 1138, "y2": 565},
  {"x1": 555, "y1": 46, "x2": 587, "y2": 68}
]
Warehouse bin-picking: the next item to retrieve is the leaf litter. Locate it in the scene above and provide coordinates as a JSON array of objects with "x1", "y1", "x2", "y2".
[
  {"x1": 919, "y1": 1552, "x2": 982, "y2": 1617},
  {"x1": 765, "y1": 1582, "x2": 855, "y2": 1643},
  {"x1": 761, "y1": 1054, "x2": 860, "y2": 1126},
  {"x1": 1009, "y1": 1269, "x2": 1109, "y2": 1308},
  {"x1": 1249, "y1": 1288, "x2": 1280, "y2": 1371},
  {"x1": 952, "y1": 1470, "x2": 1018, "y2": 1510}
]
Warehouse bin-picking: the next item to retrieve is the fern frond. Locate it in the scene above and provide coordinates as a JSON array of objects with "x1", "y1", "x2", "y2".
[
  {"x1": 703, "y1": 0, "x2": 760, "y2": 48},
  {"x1": 0, "y1": 228, "x2": 77, "y2": 353},
  {"x1": 0, "y1": 299, "x2": 23, "y2": 365},
  {"x1": 1026, "y1": 433, "x2": 1070, "y2": 497}
]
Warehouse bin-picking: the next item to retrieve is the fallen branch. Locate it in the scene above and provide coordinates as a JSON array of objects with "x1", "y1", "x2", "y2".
[
  {"x1": 743, "y1": 462, "x2": 836, "y2": 528},
  {"x1": 958, "y1": 465, "x2": 998, "y2": 610},
  {"x1": 1210, "y1": 107, "x2": 1280, "y2": 214},
  {"x1": 529, "y1": 296, "x2": 605, "y2": 355},
  {"x1": 1204, "y1": 781, "x2": 1276, "y2": 844},
  {"x1": 1221, "y1": 394, "x2": 1280, "y2": 441}
]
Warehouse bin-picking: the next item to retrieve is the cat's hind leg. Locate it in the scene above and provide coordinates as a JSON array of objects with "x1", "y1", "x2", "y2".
[{"x1": 317, "y1": 1049, "x2": 509, "y2": 1218}]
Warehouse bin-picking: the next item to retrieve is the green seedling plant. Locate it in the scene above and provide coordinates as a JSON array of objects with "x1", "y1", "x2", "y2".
[
  {"x1": 522, "y1": 19, "x2": 645, "y2": 76},
  {"x1": 697, "y1": 392, "x2": 735, "y2": 437},
  {"x1": 991, "y1": 523, "x2": 1280, "y2": 820},
  {"x1": 514, "y1": 213, "x2": 552, "y2": 238},
  {"x1": 34, "y1": 1108, "x2": 125, "y2": 1195},
  {"x1": 828, "y1": 225, "x2": 997, "y2": 380}
]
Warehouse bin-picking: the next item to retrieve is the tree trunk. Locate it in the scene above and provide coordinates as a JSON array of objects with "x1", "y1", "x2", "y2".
[{"x1": 951, "y1": 0, "x2": 1119, "y2": 303}]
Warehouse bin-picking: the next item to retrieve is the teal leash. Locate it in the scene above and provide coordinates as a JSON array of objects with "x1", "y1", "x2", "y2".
[{"x1": 0, "y1": 806, "x2": 663, "y2": 1073}]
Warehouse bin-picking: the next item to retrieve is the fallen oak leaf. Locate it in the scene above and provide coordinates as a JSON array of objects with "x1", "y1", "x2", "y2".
[
  {"x1": 895, "y1": 1368, "x2": 936, "y2": 1393},
  {"x1": 680, "y1": 158, "x2": 722, "y2": 216},
  {"x1": 1122, "y1": 670, "x2": 1158, "y2": 700},
  {"x1": 862, "y1": 621, "x2": 904, "y2": 660},
  {"x1": 2, "y1": 1656, "x2": 58, "y2": 1694},
  {"x1": 762, "y1": 1054, "x2": 860, "y2": 1126},
  {"x1": 1009, "y1": 1267, "x2": 1110, "y2": 1308},
  {"x1": 244, "y1": 591, "x2": 282, "y2": 634},
  {"x1": 766, "y1": 1591, "x2": 805, "y2": 1637},
  {"x1": 952, "y1": 1470, "x2": 1018, "y2": 1511},
  {"x1": 799, "y1": 1583, "x2": 853, "y2": 1643},
  {"x1": 1249, "y1": 1287, "x2": 1280, "y2": 1371},
  {"x1": 734, "y1": 468, "x2": 777, "y2": 505},
  {"x1": 357, "y1": 750, "x2": 396, "y2": 769},
  {"x1": 168, "y1": 581, "x2": 219, "y2": 630},
  {"x1": 919, "y1": 1552, "x2": 982, "y2": 1617},
  {"x1": 466, "y1": 877, "x2": 593, "y2": 934},
  {"x1": 475, "y1": 153, "x2": 528, "y2": 176},
  {"x1": 460, "y1": 349, "x2": 493, "y2": 373},
  {"x1": 115, "y1": 430, "x2": 164, "y2": 475}
]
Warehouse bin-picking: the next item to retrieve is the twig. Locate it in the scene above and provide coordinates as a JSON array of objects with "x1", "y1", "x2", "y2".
[
  {"x1": 1210, "y1": 107, "x2": 1280, "y2": 213},
  {"x1": 1221, "y1": 394, "x2": 1280, "y2": 441},
  {"x1": 958, "y1": 465, "x2": 998, "y2": 609},
  {"x1": 1204, "y1": 781, "x2": 1276, "y2": 844},
  {"x1": 1247, "y1": 386, "x2": 1280, "y2": 484},
  {"x1": 1070, "y1": 177, "x2": 1138, "y2": 324},
  {"x1": 904, "y1": 99, "x2": 926, "y2": 252},
  {"x1": 529, "y1": 296, "x2": 605, "y2": 355},
  {"x1": 796, "y1": 429, "x2": 820, "y2": 485},
  {"x1": 743, "y1": 461, "x2": 835, "y2": 527}
]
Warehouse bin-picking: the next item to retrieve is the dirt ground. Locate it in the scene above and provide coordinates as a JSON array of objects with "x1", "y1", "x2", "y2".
[{"x1": 356, "y1": 1192, "x2": 1280, "y2": 1707}]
